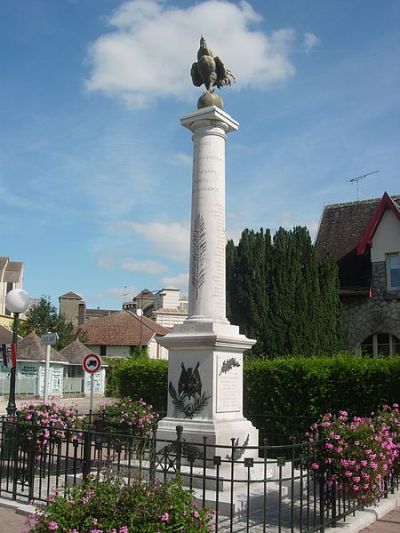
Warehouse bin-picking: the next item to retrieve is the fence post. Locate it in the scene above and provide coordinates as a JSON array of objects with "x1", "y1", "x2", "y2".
[
  {"x1": 82, "y1": 429, "x2": 91, "y2": 479},
  {"x1": 175, "y1": 425, "x2": 183, "y2": 474},
  {"x1": 12, "y1": 415, "x2": 20, "y2": 501},
  {"x1": 149, "y1": 426, "x2": 157, "y2": 483},
  {"x1": 319, "y1": 477, "x2": 325, "y2": 532}
]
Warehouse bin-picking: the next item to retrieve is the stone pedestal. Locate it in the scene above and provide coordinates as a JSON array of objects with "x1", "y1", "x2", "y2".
[{"x1": 157, "y1": 106, "x2": 258, "y2": 457}]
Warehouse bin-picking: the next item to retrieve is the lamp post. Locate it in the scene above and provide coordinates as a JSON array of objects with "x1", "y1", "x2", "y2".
[{"x1": 5, "y1": 289, "x2": 30, "y2": 417}]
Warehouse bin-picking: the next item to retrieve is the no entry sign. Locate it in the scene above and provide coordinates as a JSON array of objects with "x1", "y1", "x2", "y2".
[{"x1": 83, "y1": 353, "x2": 102, "y2": 374}]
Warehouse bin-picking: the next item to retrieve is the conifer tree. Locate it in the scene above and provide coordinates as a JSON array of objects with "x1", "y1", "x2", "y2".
[{"x1": 226, "y1": 226, "x2": 343, "y2": 357}]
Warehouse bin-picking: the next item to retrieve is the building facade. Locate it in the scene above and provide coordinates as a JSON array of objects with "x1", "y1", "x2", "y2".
[{"x1": 316, "y1": 192, "x2": 400, "y2": 356}]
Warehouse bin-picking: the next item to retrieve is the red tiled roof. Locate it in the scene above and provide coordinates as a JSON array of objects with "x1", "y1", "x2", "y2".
[{"x1": 80, "y1": 310, "x2": 170, "y2": 346}]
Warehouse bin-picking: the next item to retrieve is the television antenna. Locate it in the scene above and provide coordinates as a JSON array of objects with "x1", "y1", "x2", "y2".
[{"x1": 346, "y1": 170, "x2": 379, "y2": 200}]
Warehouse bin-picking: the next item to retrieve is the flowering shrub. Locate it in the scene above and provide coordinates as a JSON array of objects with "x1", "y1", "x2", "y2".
[
  {"x1": 307, "y1": 405, "x2": 400, "y2": 505},
  {"x1": 17, "y1": 402, "x2": 83, "y2": 450},
  {"x1": 27, "y1": 474, "x2": 214, "y2": 532},
  {"x1": 93, "y1": 398, "x2": 159, "y2": 437}
]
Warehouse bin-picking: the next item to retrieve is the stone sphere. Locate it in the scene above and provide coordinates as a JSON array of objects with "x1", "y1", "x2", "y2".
[{"x1": 197, "y1": 92, "x2": 224, "y2": 110}]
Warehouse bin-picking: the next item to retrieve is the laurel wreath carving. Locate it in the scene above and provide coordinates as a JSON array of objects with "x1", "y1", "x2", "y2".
[
  {"x1": 225, "y1": 434, "x2": 250, "y2": 460},
  {"x1": 191, "y1": 213, "x2": 207, "y2": 299},
  {"x1": 219, "y1": 357, "x2": 241, "y2": 375},
  {"x1": 169, "y1": 381, "x2": 210, "y2": 419}
]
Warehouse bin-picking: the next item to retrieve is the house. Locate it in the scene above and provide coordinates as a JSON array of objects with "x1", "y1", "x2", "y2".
[
  {"x1": 59, "y1": 291, "x2": 118, "y2": 328},
  {"x1": 1, "y1": 332, "x2": 69, "y2": 397},
  {"x1": 59, "y1": 340, "x2": 106, "y2": 397},
  {"x1": 0, "y1": 256, "x2": 24, "y2": 328},
  {"x1": 79, "y1": 310, "x2": 170, "y2": 359},
  {"x1": 123, "y1": 287, "x2": 188, "y2": 327},
  {"x1": 315, "y1": 192, "x2": 400, "y2": 356}
]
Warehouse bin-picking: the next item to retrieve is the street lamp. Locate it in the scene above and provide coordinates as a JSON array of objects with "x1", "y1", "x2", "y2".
[{"x1": 5, "y1": 289, "x2": 30, "y2": 417}]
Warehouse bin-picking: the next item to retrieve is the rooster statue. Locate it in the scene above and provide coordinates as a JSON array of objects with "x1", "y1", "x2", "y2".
[{"x1": 191, "y1": 36, "x2": 235, "y2": 109}]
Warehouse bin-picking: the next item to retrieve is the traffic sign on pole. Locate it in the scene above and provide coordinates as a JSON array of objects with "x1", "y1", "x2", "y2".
[{"x1": 82, "y1": 353, "x2": 102, "y2": 374}]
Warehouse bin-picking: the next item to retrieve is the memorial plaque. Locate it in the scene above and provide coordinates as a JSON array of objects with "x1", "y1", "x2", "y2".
[{"x1": 216, "y1": 353, "x2": 242, "y2": 413}]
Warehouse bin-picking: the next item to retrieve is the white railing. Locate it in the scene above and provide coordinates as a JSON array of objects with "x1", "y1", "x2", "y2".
[
  {"x1": 0, "y1": 377, "x2": 38, "y2": 396},
  {"x1": 63, "y1": 377, "x2": 84, "y2": 395}
]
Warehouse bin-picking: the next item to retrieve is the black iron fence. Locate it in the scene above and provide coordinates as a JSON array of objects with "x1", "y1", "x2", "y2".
[{"x1": 0, "y1": 416, "x2": 398, "y2": 532}]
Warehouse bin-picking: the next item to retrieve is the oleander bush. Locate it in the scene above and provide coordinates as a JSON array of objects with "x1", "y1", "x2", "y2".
[
  {"x1": 93, "y1": 398, "x2": 159, "y2": 437},
  {"x1": 16, "y1": 402, "x2": 84, "y2": 451},
  {"x1": 307, "y1": 404, "x2": 400, "y2": 505},
  {"x1": 27, "y1": 473, "x2": 214, "y2": 533}
]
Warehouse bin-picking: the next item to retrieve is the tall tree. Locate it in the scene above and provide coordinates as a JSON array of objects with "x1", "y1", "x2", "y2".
[
  {"x1": 226, "y1": 226, "x2": 343, "y2": 357},
  {"x1": 20, "y1": 296, "x2": 84, "y2": 350}
]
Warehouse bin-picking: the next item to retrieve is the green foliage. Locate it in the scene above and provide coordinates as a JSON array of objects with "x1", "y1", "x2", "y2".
[
  {"x1": 129, "y1": 345, "x2": 149, "y2": 359},
  {"x1": 243, "y1": 355, "x2": 400, "y2": 441},
  {"x1": 28, "y1": 473, "x2": 214, "y2": 532},
  {"x1": 307, "y1": 406, "x2": 400, "y2": 505},
  {"x1": 21, "y1": 296, "x2": 84, "y2": 349},
  {"x1": 108, "y1": 356, "x2": 400, "y2": 443},
  {"x1": 226, "y1": 227, "x2": 344, "y2": 357},
  {"x1": 93, "y1": 398, "x2": 159, "y2": 437},
  {"x1": 114, "y1": 358, "x2": 168, "y2": 413}
]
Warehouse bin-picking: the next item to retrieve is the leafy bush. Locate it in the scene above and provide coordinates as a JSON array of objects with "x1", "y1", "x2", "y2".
[
  {"x1": 17, "y1": 402, "x2": 83, "y2": 451},
  {"x1": 306, "y1": 405, "x2": 400, "y2": 505},
  {"x1": 93, "y1": 398, "x2": 159, "y2": 437},
  {"x1": 109, "y1": 356, "x2": 400, "y2": 443},
  {"x1": 27, "y1": 473, "x2": 214, "y2": 532},
  {"x1": 244, "y1": 355, "x2": 400, "y2": 441},
  {"x1": 114, "y1": 359, "x2": 168, "y2": 413}
]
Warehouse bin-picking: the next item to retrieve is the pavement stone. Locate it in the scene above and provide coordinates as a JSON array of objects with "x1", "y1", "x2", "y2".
[{"x1": 0, "y1": 505, "x2": 28, "y2": 533}]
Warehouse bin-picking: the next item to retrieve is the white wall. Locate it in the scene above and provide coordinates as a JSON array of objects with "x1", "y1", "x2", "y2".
[{"x1": 371, "y1": 210, "x2": 400, "y2": 262}]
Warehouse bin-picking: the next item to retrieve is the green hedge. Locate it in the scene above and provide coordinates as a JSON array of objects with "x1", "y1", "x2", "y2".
[
  {"x1": 109, "y1": 355, "x2": 400, "y2": 441},
  {"x1": 114, "y1": 358, "x2": 168, "y2": 413}
]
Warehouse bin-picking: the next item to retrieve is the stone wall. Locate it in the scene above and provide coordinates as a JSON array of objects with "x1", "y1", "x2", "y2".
[{"x1": 342, "y1": 261, "x2": 400, "y2": 352}]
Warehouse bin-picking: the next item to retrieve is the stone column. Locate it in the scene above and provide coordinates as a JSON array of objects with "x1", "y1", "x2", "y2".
[
  {"x1": 183, "y1": 106, "x2": 236, "y2": 323},
  {"x1": 157, "y1": 105, "x2": 258, "y2": 456}
]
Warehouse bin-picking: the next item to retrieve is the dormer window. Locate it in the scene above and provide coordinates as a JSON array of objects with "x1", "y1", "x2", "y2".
[{"x1": 386, "y1": 253, "x2": 400, "y2": 291}]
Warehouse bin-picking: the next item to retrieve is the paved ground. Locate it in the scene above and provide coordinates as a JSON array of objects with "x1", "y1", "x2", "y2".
[
  {"x1": 360, "y1": 507, "x2": 400, "y2": 532},
  {"x1": 0, "y1": 506, "x2": 28, "y2": 532}
]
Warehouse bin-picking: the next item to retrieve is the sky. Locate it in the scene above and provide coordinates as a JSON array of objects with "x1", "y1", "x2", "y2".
[{"x1": 1, "y1": 0, "x2": 399, "y2": 310}]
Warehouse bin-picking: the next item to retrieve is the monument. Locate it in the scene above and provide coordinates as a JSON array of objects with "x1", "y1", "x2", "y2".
[{"x1": 157, "y1": 37, "x2": 258, "y2": 455}]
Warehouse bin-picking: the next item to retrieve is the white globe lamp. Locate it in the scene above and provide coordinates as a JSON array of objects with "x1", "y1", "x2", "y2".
[
  {"x1": 5, "y1": 288, "x2": 30, "y2": 416},
  {"x1": 5, "y1": 289, "x2": 30, "y2": 314}
]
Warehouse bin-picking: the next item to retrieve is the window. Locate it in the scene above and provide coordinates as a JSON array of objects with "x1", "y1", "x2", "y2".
[
  {"x1": 100, "y1": 345, "x2": 107, "y2": 357},
  {"x1": 387, "y1": 253, "x2": 400, "y2": 291},
  {"x1": 361, "y1": 333, "x2": 400, "y2": 357}
]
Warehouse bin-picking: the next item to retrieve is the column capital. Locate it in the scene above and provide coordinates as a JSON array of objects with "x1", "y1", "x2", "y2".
[{"x1": 181, "y1": 105, "x2": 239, "y2": 133}]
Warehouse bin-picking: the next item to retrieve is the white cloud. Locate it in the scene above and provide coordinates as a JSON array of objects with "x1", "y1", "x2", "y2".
[
  {"x1": 167, "y1": 152, "x2": 192, "y2": 167},
  {"x1": 302, "y1": 32, "x2": 320, "y2": 54},
  {"x1": 93, "y1": 286, "x2": 137, "y2": 303},
  {"x1": 97, "y1": 255, "x2": 116, "y2": 270},
  {"x1": 161, "y1": 273, "x2": 189, "y2": 291},
  {"x1": 86, "y1": 0, "x2": 301, "y2": 108},
  {"x1": 115, "y1": 220, "x2": 190, "y2": 260},
  {"x1": 122, "y1": 258, "x2": 168, "y2": 274}
]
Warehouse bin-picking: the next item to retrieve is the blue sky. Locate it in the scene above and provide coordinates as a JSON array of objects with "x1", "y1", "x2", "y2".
[{"x1": 1, "y1": 0, "x2": 399, "y2": 310}]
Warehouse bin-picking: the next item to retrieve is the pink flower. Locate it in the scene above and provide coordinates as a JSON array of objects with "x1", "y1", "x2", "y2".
[
  {"x1": 193, "y1": 511, "x2": 200, "y2": 519},
  {"x1": 311, "y1": 463, "x2": 319, "y2": 471},
  {"x1": 48, "y1": 522, "x2": 58, "y2": 531},
  {"x1": 161, "y1": 512, "x2": 169, "y2": 522}
]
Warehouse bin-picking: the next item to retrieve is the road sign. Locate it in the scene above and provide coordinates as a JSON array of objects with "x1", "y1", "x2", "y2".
[
  {"x1": 40, "y1": 333, "x2": 59, "y2": 346},
  {"x1": 83, "y1": 353, "x2": 102, "y2": 374}
]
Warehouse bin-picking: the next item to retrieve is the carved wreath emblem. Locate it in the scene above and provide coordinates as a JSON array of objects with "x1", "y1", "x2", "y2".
[
  {"x1": 219, "y1": 357, "x2": 241, "y2": 375},
  {"x1": 168, "y1": 362, "x2": 210, "y2": 419}
]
